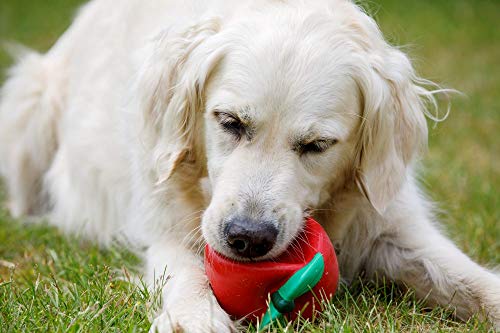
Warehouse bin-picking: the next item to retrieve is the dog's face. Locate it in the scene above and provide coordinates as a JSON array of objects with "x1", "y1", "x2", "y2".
[
  {"x1": 201, "y1": 12, "x2": 368, "y2": 261},
  {"x1": 140, "y1": 2, "x2": 428, "y2": 261}
]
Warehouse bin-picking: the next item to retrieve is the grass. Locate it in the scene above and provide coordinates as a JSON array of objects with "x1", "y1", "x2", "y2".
[{"x1": 0, "y1": 0, "x2": 498, "y2": 331}]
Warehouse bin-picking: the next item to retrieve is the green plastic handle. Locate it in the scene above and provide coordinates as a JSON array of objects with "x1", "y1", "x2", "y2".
[
  {"x1": 279, "y1": 252, "x2": 324, "y2": 300},
  {"x1": 259, "y1": 253, "x2": 325, "y2": 330}
]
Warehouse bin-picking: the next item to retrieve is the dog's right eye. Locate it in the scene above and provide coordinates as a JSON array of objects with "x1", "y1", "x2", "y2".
[
  {"x1": 293, "y1": 138, "x2": 338, "y2": 156},
  {"x1": 214, "y1": 111, "x2": 246, "y2": 139}
]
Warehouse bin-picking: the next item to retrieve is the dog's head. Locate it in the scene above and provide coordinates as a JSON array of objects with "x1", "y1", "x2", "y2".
[{"x1": 137, "y1": 1, "x2": 434, "y2": 260}]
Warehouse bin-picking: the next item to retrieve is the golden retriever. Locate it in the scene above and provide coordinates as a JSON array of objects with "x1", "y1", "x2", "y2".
[{"x1": 1, "y1": 0, "x2": 499, "y2": 331}]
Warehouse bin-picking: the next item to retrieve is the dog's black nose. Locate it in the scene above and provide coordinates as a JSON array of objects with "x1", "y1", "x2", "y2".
[{"x1": 224, "y1": 217, "x2": 278, "y2": 258}]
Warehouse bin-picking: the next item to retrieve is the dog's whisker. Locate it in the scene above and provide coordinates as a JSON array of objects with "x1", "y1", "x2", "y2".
[
  {"x1": 181, "y1": 225, "x2": 204, "y2": 248},
  {"x1": 158, "y1": 211, "x2": 205, "y2": 242}
]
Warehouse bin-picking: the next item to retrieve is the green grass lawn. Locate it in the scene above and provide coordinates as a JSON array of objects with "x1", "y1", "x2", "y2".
[{"x1": 0, "y1": 0, "x2": 498, "y2": 331}]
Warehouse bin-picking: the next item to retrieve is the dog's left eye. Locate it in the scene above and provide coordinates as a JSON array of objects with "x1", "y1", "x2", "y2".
[
  {"x1": 295, "y1": 138, "x2": 338, "y2": 155},
  {"x1": 214, "y1": 111, "x2": 246, "y2": 139}
]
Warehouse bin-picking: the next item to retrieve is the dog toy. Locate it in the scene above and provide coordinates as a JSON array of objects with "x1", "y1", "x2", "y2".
[
  {"x1": 259, "y1": 252, "x2": 325, "y2": 329},
  {"x1": 204, "y1": 217, "x2": 339, "y2": 329}
]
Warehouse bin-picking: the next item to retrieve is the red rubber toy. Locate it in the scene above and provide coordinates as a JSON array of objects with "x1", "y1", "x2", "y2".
[{"x1": 204, "y1": 217, "x2": 339, "y2": 322}]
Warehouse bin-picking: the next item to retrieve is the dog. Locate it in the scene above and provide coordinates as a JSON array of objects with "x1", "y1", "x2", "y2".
[{"x1": 1, "y1": 0, "x2": 499, "y2": 331}]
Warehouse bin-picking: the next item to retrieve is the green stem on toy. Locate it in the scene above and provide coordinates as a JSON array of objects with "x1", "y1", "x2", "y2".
[{"x1": 259, "y1": 252, "x2": 325, "y2": 330}]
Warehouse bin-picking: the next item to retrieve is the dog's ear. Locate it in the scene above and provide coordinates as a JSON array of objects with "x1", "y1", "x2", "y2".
[
  {"x1": 134, "y1": 18, "x2": 224, "y2": 185},
  {"x1": 354, "y1": 47, "x2": 432, "y2": 214}
]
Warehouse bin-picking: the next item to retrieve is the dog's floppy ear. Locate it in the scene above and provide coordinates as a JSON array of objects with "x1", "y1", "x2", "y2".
[
  {"x1": 354, "y1": 47, "x2": 434, "y2": 214},
  {"x1": 134, "y1": 18, "x2": 224, "y2": 185}
]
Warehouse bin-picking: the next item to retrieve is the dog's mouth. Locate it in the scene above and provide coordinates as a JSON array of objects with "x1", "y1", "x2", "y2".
[
  {"x1": 210, "y1": 216, "x2": 308, "y2": 262},
  {"x1": 212, "y1": 235, "x2": 287, "y2": 262},
  {"x1": 208, "y1": 216, "x2": 321, "y2": 265},
  {"x1": 202, "y1": 201, "x2": 311, "y2": 262}
]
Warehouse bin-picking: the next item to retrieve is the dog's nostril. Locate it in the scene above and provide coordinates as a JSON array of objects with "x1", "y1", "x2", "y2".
[
  {"x1": 225, "y1": 216, "x2": 278, "y2": 259},
  {"x1": 229, "y1": 238, "x2": 248, "y2": 252}
]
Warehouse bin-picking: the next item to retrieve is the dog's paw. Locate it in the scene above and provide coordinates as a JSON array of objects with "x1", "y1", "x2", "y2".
[
  {"x1": 149, "y1": 294, "x2": 234, "y2": 333},
  {"x1": 150, "y1": 309, "x2": 233, "y2": 333}
]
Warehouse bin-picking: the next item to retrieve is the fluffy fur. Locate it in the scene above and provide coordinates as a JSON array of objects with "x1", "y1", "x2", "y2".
[{"x1": 1, "y1": 0, "x2": 499, "y2": 331}]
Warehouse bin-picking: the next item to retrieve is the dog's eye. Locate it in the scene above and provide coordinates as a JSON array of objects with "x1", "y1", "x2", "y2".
[
  {"x1": 214, "y1": 111, "x2": 245, "y2": 139},
  {"x1": 295, "y1": 138, "x2": 338, "y2": 155}
]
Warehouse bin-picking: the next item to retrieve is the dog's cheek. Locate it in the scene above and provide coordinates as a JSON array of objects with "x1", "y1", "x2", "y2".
[
  {"x1": 268, "y1": 204, "x2": 306, "y2": 257},
  {"x1": 205, "y1": 136, "x2": 235, "y2": 185},
  {"x1": 201, "y1": 188, "x2": 238, "y2": 251},
  {"x1": 206, "y1": 143, "x2": 229, "y2": 185},
  {"x1": 201, "y1": 208, "x2": 224, "y2": 252},
  {"x1": 305, "y1": 148, "x2": 354, "y2": 207}
]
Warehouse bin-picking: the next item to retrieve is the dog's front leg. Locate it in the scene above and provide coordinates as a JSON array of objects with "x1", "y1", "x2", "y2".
[
  {"x1": 146, "y1": 240, "x2": 234, "y2": 333},
  {"x1": 365, "y1": 213, "x2": 500, "y2": 328}
]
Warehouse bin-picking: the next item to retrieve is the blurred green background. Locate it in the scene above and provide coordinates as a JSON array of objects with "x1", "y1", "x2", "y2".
[{"x1": 0, "y1": 0, "x2": 498, "y2": 331}]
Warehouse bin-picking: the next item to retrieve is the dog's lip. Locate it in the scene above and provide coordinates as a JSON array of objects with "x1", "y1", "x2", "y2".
[
  {"x1": 208, "y1": 242, "x2": 295, "y2": 265},
  {"x1": 213, "y1": 247, "x2": 273, "y2": 262},
  {"x1": 208, "y1": 231, "x2": 286, "y2": 263},
  {"x1": 205, "y1": 239, "x2": 280, "y2": 262},
  {"x1": 217, "y1": 236, "x2": 287, "y2": 262}
]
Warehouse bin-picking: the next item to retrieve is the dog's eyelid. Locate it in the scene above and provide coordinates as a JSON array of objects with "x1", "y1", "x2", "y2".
[
  {"x1": 294, "y1": 137, "x2": 339, "y2": 155},
  {"x1": 317, "y1": 137, "x2": 339, "y2": 145},
  {"x1": 213, "y1": 110, "x2": 250, "y2": 126},
  {"x1": 212, "y1": 110, "x2": 238, "y2": 121},
  {"x1": 213, "y1": 110, "x2": 249, "y2": 139},
  {"x1": 215, "y1": 112, "x2": 243, "y2": 128}
]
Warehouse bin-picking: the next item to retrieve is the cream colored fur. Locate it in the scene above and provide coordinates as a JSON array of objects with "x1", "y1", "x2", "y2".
[{"x1": 1, "y1": 0, "x2": 499, "y2": 332}]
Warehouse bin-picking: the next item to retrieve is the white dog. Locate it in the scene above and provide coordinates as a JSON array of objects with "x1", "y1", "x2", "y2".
[{"x1": 0, "y1": 0, "x2": 499, "y2": 331}]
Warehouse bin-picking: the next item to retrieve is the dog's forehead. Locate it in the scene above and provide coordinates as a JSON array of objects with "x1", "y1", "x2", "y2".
[
  {"x1": 207, "y1": 58, "x2": 360, "y2": 139},
  {"x1": 207, "y1": 13, "x2": 361, "y2": 137}
]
